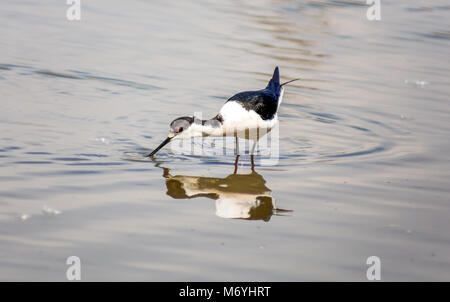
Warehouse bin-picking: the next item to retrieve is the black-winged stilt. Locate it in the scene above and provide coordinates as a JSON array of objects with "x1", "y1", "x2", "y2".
[
  {"x1": 148, "y1": 67, "x2": 299, "y2": 166},
  {"x1": 162, "y1": 167, "x2": 291, "y2": 221}
]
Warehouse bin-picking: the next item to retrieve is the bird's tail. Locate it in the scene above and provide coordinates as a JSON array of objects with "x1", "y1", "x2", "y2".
[
  {"x1": 266, "y1": 66, "x2": 300, "y2": 96},
  {"x1": 266, "y1": 66, "x2": 280, "y2": 93}
]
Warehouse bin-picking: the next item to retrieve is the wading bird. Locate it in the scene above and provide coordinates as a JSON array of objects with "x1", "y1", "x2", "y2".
[
  {"x1": 160, "y1": 166, "x2": 292, "y2": 221},
  {"x1": 148, "y1": 67, "x2": 299, "y2": 166}
]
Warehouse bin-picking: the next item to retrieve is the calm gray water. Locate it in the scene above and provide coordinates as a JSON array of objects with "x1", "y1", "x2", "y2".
[{"x1": 0, "y1": 0, "x2": 449, "y2": 281}]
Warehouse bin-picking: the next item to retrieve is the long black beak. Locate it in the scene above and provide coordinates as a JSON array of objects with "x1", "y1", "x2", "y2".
[{"x1": 148, "y1": 137, "x2": 172, "y2": 157}]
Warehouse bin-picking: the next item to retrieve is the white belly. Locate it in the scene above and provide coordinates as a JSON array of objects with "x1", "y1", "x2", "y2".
[{"x1": 219, "y1": 101, "x2": 278, "y2": 140}]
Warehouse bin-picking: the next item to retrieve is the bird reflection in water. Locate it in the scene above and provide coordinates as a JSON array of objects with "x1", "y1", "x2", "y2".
[{"x1": 161, "y1": 162, "x2": 292, "y2": 221}]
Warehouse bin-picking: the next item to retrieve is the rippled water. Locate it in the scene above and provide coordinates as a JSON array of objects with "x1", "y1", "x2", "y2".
[{"x1": 1, "y1": 0, "x2": 449, "y2": 281}]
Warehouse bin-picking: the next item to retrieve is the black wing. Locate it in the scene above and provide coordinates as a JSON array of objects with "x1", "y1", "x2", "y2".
[
  {"x1": 225, "y1": 67, "x2": 281, "y2": 120},
  {"x1": 227, "y1": 89, "x2": 278, "y2": 120}
]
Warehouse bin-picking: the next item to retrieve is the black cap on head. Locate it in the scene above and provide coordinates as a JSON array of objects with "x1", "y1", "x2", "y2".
[
  {"x1": 147, "y1": 116, "x2": 195, "y2": 157},
  {"x1": 169, "y1": 116, "x2": 194, "y2": 135}
]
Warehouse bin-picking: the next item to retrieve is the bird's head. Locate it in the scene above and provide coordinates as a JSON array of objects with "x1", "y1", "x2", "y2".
[
  {"x1": 168, "y1": 116, "x2": 194, "y2": 139},
  {"x1": 148, "y1": 116, "x2": 195, "y2": 157}
]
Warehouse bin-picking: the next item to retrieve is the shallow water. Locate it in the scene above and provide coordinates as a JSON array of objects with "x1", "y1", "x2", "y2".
[{"x1": 0, "y1": 0, "x2": 449, "y2": 281}]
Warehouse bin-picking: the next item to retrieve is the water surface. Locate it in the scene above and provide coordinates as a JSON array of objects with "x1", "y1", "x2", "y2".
[{"x1": 0, "y1": 0, "x2": 449, "y2": 281}]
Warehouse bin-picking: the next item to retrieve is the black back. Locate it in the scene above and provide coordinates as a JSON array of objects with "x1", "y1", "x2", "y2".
[{"x1": 226, "y1": 67, "x2": 281, "y2": 120}]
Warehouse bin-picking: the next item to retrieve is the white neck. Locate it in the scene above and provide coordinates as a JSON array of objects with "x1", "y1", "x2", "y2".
[{"x1": 173, "y1": 120, "x2": 224, "y2": 140}]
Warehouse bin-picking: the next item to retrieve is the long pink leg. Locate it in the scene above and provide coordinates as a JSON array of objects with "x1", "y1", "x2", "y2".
[{"x1": 233, "y1": 155, "x2": 240, "y2": 174}]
